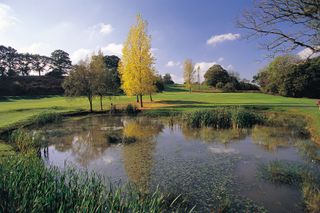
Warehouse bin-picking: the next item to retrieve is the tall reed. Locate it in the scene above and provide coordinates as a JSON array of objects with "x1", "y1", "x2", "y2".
[
  {"x1": 0, "y1": 155, "x2": 193, "y2": 212},
  {"x1": 182, "y1": 108, "x2": 263, "y2": 129}
]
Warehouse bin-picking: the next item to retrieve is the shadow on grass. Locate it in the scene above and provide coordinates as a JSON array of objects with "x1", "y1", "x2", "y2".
[
  {"x1": 0, "y1": 95, "x2": 58, "y2": 102},
  {"x1": 164, "y1": 85, "x2": 187, "y2": 92},
  {"x1": 154, "y1": 104, "x2": 317, "y2": 110},
  {"x1": 156, "y1": 100, "x2": 210, "y2": 105}
]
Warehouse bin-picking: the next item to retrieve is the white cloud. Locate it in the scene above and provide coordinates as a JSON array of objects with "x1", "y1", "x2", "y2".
[
  {"x1": 70, "y1": 43, "x2": 123, "y2": 64},
  {"x1": 0, "y1": 3, "x2": 19, "y2": 32},
  {"x1": 298, "y1": 47, "x2": 320, "y2": 59},
  {"x1": 87, "y1": 23, "x2": 113, "y2": 39},
  {"x1": 166, "y1": 60, "x2": 180, "y2": 67},
  {"x1": 19, "y1": 42, "x2": 52, "y2": 56},
  {"x1": 218, "y1": 57, "x2": 224, "y2": 62},
  {"x1": 99, "y1": 23, "x2": 113, "y2": 35},
  {"x1": 70, "y1": 48, "x2": 91, "y2": 64},
  {"x1": 226, "y1": 64, "x2": 234, "y2": 71},
  {"x1": 101, "y1": 43, "x2": 123, "y2": 56},
  {"x1": 170, "y1": 74, "x2": 184, "y2": 84},
  {"x1": 207, "y1": 33, "x2": 240, "y2": 46}
]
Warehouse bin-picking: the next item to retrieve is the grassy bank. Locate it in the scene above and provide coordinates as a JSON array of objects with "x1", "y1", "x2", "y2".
[{"x1": 0, "y1": 85, "x2": 319, "y2": 142}]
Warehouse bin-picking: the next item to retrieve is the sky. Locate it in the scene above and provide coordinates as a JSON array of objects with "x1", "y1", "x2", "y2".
[{"x1": 0, "y1": 0, "x2": 308, "y2": 83}]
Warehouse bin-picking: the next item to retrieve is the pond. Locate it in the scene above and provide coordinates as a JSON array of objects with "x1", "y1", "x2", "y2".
[{"x1": 34, "y1": 115, "x2": 320, "y2": 212}]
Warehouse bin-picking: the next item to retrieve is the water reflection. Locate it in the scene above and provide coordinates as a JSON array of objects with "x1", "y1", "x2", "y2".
[
  {"x1": 34, "y1": 115, "x2": 320, "y2": 212},
  {"x1": 122, "y1": 118, "x2": 164, "y2": 190},
  {"x1": 181, "y1": 126, "x2": 248, "y2": 144},
  {"x1": 251, "y1": 126, "x2": 294, "y2": 151}
]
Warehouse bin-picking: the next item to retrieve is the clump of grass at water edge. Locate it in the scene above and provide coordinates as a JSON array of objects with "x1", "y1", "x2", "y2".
[
  {"x1": 182, "y1": 108, "x2": 264, "y2": 129},
  {"x1": 258, "y1": 160, "x2": 320, "y2": 213}
]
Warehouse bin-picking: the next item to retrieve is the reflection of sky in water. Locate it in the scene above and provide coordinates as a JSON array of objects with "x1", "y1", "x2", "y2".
[{"x1": 37, "y1": 115, "x2": 319, "y2": 213}]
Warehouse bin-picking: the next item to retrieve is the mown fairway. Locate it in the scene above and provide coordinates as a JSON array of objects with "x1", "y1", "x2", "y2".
[{"x1": 0, "y1": 85, "x2": 319, "y2": 136}]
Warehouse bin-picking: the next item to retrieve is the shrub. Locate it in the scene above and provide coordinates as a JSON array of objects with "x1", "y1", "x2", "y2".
[
  {"x1": 222, "y1": 82, "x2": 236, "y2": 92},
  {"x1": 125, "y1": 104, "x2": 139, "y2": 115},
  {"x1": 216, "y1": 82, "x2": 224, "y2": 89},
  {"x1": 9, "y1": 129, "x2": 43, "y2": 154},
  {"x1": 33, "y1": 111, "x2": 61, "y2": 126}
]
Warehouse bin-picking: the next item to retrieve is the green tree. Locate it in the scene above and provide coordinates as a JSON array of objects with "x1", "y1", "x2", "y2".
[
  {"x1": 90, "y1": 51, "x2": 108, "y2": 111},
  {"x1": 163, "y1": 73, "x2": 174, "y2": 84},
  {"x1": 63, "y1": 60, "x2": 96, "y2": 112},
  {"x1": 204, "y1": 64, "x2": 230, "y2": 87},
  {"x1": 49, "y1": 50, "x2": 72, "y2": 76}
]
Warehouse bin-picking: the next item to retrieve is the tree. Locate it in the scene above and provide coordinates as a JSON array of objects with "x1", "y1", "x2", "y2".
[
  {"x1": 90, "y1": 51, "x2": 108, "y2": 111},
  {"x1": 103, "y1": 55, "x2": 121, "y2": 93},
  {"x1": 254, "y1": 55, "x2": 301, "y2": 94},
  {"x1": 196, "y1": 66, "x2": 201, "y2": 90},
  {"x1": 63, "y1": 60, "x2": 96, "y2": 112},
  {"x1": 238, "y1": 0, "x2": 320, "y2": 57},
  {"x1": 119, "y1": 14, "x2": 156, "y2": 108},
  {"x1": 155, "y1": 75, "x2": 164, "y2": 92},
  {"x1": 204, "y1": 64, "x2": 230, "y2": 87},
  {"x1": 31, "y1": 55, "x2": 52, "y2": 76},
  {"x1": 49, "y1": 50, "x2": 72, "y2": 76},
  {"x1": 253, "y1": 55, "x2": 320, "y2": 98},
  {"x1": 0, "y1": 45, "x2": 18, "y2": 77},
  {"x1": 163, "y1": 73, "x2": 174, "y2": 84},
  {"x1": 17, "y1": 54, "x2": 33, "y2": 76},
  {"x1": 183, "y1": 59, "x2": 195, "y2": 93}
]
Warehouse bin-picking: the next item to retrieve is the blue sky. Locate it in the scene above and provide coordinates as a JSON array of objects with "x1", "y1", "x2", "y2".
[{"x1": 0, "y1": 0, "x2": 306, "y2": 82}]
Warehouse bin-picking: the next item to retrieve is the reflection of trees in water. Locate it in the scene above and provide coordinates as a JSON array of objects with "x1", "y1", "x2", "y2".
[
  {"x1": 251, "y1": 126, "x2": 294, "y2": 151},
  {"x1": 122, "y1": 118, "x2": 164, "y2": 191},
  {"x1": 43, "y1": 116, "x2": 125, "y2": 167},
  {"x1": 181, "y1": 126, "x2": 248, "y2": 144}
]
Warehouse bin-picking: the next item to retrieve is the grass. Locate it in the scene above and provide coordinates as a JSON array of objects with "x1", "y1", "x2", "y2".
[
  {"x1": 0, "y1": 85, "x2": 319, "y2": 142},
  {"x1": 0, "y1": 154, "x2": 193, "y2": 212}
]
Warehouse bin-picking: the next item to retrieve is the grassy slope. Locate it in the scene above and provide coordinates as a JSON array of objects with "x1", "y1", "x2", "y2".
[{"x1": 0, "y1": 85, "x2": 319, "y2": 142}]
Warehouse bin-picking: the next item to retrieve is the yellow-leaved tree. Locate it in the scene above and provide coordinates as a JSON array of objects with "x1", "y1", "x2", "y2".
[
  {"x1": 119, "y1": 14, "x2": 156, "y2": 107},
  {"x1": 183, "y1": 59, "x2": 195, "y2": 93}
]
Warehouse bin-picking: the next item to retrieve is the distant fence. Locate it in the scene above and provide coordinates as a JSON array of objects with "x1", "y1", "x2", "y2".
[{"x1": 0, "y1": 76, "x2": 65, "y2": 96}]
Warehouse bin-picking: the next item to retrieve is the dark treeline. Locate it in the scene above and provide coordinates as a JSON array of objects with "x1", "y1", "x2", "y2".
[
  {"x1": 0, "y1": 45, "x2": 72, "y2": 77},
  {"x1": 253, "y1": 56, "x2": 320, "y2": 98}
]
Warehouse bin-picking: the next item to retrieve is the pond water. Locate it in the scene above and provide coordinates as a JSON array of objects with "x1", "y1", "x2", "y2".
[{"x1": 35, "y1": 115, "x2": 320, "y2": 212}]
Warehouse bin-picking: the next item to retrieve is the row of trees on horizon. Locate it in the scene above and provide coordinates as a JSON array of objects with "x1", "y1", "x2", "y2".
[{"x1": 0, "y1": 46, "x2": 72, "y2": 77}]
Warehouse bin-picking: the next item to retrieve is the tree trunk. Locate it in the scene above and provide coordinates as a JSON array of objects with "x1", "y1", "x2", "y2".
[
  {"x1": 88, "y1": 96, "x2": 93, "y2": 113},
  {"x1": 189, "y1": 87, "x2": 191, "y2": 93},
  {"x1": 136, "y1": 95, "x2": 139, "y2": 103},
  {"x1": 149, "y1": 94, "x2": 153, "y2": 102},
  {"x1": 139, "y1": 94, "x2": 143, "y2": 108},
  {"x1": 100, "y1": 95, "x2": 103, "y2": 111},
  {"x1": 38, "y1": 70, "x2": 41, "y2": 76}
]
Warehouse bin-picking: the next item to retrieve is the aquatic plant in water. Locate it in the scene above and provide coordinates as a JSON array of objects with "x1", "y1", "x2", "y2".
[
  {"x1": 258, "y1": 160, "x2": 320, "y2": 212},
  {"x1": 182, "y1": 108, "x2": 263, "y2": 129}
]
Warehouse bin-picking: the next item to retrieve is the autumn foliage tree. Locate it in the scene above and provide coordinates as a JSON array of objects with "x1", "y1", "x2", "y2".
[
  {"x1": 183, "y1": 59, "x2": 195, "y2": 93},
  {"x1": 119, "y1": 14, "x2": 156, "y2": 108}
]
